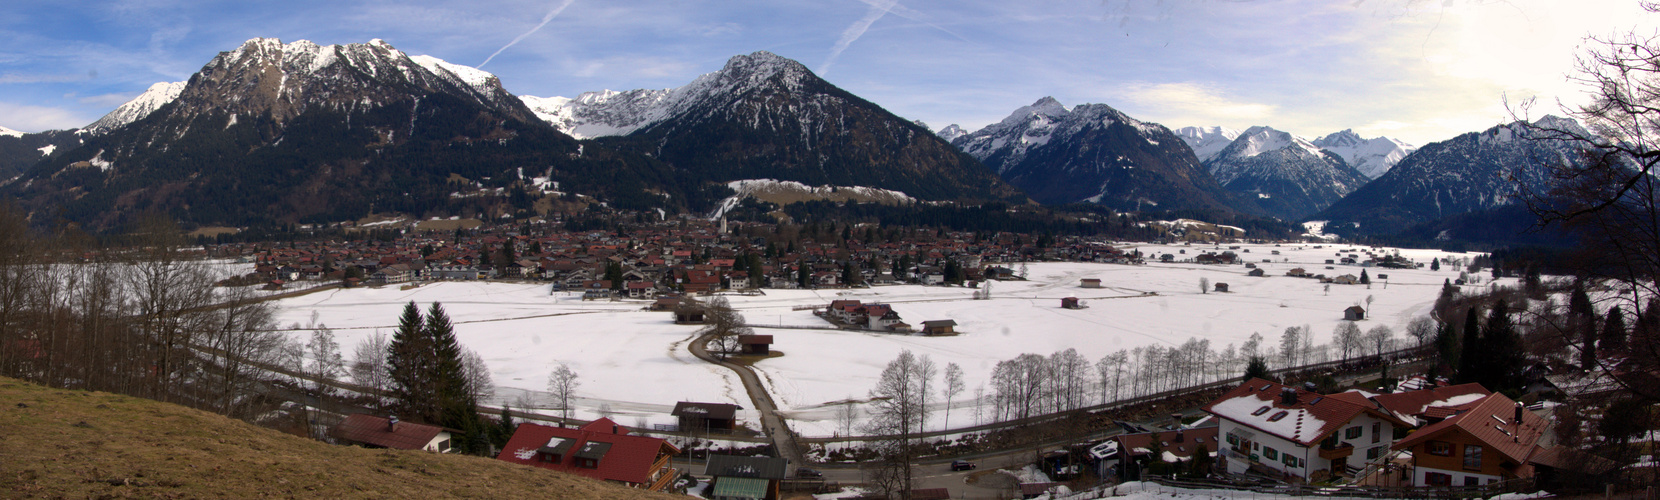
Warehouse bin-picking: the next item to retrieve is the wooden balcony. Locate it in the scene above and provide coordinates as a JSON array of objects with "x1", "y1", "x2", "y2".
[{"x1": 1319, "y1": 443, "x2": 1354, "y2": 460}]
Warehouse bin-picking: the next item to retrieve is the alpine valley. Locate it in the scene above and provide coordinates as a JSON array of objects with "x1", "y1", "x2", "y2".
[{"x1": 0, "y1": 37, "x2": 1584, "y2": 244}]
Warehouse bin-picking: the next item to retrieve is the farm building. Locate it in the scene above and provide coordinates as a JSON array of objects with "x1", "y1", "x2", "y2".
[
  {"x1": 1345, "y1": 306, "x2": 1367, "y2": 321},
  {"x1": 738, "y1": 335, "x2": 773, "y2": 355},
  {"x1": 921, "y1": 320, "x2": 957, "y2": 335},
  {"x1": 671, "y1": 402, "x2": 740, "y2": 433},
  {"x1": 1061, "y1": 297, "x2": 1081, "y2": 309},
  {"x1": 1080, "y1": 278, "x2": 1102, "y2": 288}
]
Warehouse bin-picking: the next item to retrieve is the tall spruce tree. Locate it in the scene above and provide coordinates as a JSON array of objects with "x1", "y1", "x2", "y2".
[
  {"x1": 387, "y1": 302, "x2": 435, "y2": 422},
  {"x1": 1480, "y1": 299, "x2": 1526, "y2": 393},
  {"x1": 1603, "y1": 306, "x2": 1628, "y2": 353},
  {"x1": 425, "y1": 303, "x2": 478, "y2": 444},
  {"x1": 1569, "y1": 283, "x2": 1599, "y2": 369},
  {"x1": 1456, "y1": 307, "x2": 1482, "y2": 385}
]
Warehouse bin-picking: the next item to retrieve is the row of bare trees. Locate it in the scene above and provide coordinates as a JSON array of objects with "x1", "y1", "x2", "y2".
[{"x1": 0, "y1": 210, "x2": 288, "y2": 420}]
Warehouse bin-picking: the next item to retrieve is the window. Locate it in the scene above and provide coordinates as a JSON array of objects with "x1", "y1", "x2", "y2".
[
  {"x1": 1372, "y1": 422, "x2": 1381, "y2": 443},
  {"x1": 1226, "y1": 433, "x2": 1239, "y2": 446},
  {"x1": 1464, "y1": 445, "x2": 1483, "y2": 470},
  {"x1": 1367, "y1": 446, "x2": 1382, "y2": 460},
  {"x1": 1264, "y1": 447, "x2": 1279, "y2": 460},
  {"x1": 1282, "y1": 453, "x2": 1298, "y2": 467},
  {"x1": 1345, "y1": 426, "x2": 1363, "y2": 440},
  {"x1": 1464, "y1": 476, "x2": 1481, "y2": 486},
  {"x1": 1427, "y1": 441, "x2": 1453, "y2": 456},
  {"x1": 1426, "y1": 472, "x2": 1452, "y2": 486},
  {"x1": 1268, "y1": 411, "x2": 1289, "y2": 422},
  {"x1": 540, "y1": 453, "x2": 561, "y2": 464},
  {"x1": 1252, "y1": 406, "x2": 1271, "y2": 416}
]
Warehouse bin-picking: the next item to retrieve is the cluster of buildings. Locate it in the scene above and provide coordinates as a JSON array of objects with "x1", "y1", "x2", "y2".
[
  {"x1": 1092, "y1": 378, "x2": 1603, "y2": 490},
  {"x1": 224, "y1": 217, "x2": 1141, "y2": 294}
]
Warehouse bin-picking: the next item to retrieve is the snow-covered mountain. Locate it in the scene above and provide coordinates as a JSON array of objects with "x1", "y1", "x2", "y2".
[
  {"x1": 1174, "y1": 126, "x2": 1240, "y2": 162},
  {"x1": 949, "y1": 97, "x2": 1246, "y2": 212},
  {"x1": 83, "y1": 81, "x2": 186, "y2": 135},
  {"x1": 519, "y1": 89, "x2": 671, "y2": 139},
  {"x1": 1201, "y1": 126, "x2": 1369, "y2": 220},
  {"x1": 524, "y1": 51, "x2": 1019, "y2": 202},
  {"x1": 0, "y1": 126, "x2": 22, "y2": 138},
  {"x1": 12, "y1": 37, "x2": 572, "y2": 228},
  {"x1": 936, "y1": 124, "x2": 968, "y2": 143},
  {"x1": 1312, "y1": 129, "x2": 1415, "y2": 179},
  {"x1": 1315, "y1": 116, "x2": 1589, "y2": 235}
]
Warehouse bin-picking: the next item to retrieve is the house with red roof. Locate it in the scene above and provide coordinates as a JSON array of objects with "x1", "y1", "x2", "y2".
[
  {"x1": 1202, "y1": 379, "x2": 1410, "y2": 481},
  {"x1": 1389, "y1": 392, "x2": 1551, "y2": 487},
  {"x1": 329, "y1": 414, "x2": 453, "y2": 452},
  {"x1": 1370, "y1": 383, "x2": 1491, "y2": 428},
  {"x1": 497, "y1": 418, "x2": 681, "y2": 491}
]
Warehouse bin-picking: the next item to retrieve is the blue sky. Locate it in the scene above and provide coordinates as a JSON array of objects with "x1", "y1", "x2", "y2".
[{"x1": 1, "y1": 0, "x2": 1656, "y2": 145}]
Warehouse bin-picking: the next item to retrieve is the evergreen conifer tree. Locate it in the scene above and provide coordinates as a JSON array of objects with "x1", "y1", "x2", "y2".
[
  {"x1": 425, "y1": 303, "x2": 477, "y2": 435},
  {"x1": 1570, "y1": 283, "x2": 1599, "y2": 369},
  {"x1": 387, "y1": 302, "x2": 434, "y2": 422},
  {"x1": 1456, "y1": 308, "x2": 1482, "y2": 385},
  {"x1": 1603, "y1": 307, "x2": 1628, "y2": 352},
  {"x1": 1480, "y1": 300, "x2": 1525, "y2": 392},
  {"x1": 1360, "y1": 269, "x2": 1370, "y2": 285}
]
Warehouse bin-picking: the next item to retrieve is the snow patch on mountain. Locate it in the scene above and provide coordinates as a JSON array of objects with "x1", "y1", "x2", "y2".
[
  {"x1": 1312, "y1": 129, "x2": 1416, "y2": 179},
  {"x1": 0, "y1": 126, "x2": 22, "y2": 138},
  {"x1": 711, "y1": 179, "x2": 914, "y2": 218},
  {"x1": 1226, "y1": 126, "x2": 1323, "y2": 160},
  {"x1": 83, "y1": 81, "x2": 186, "y2": 135},
  {"x1": 409, "y1": 54, "x2": 501, "y2": 97},
  {"x1": 37, "y1": 144, "x2": 55, "y2": 156},
  {"x1": 1174, "y1": 126, "x2": 1240, "y2": 162}
]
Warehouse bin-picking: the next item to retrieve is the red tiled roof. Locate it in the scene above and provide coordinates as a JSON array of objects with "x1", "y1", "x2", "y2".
[
  {"x1": 1114, "y1": 427, "x2": 1222, "y2": 460},
  {"x1": 329, "y1": 414, "x2": 444, "y2": 450},
  {"x1": 1391, "y1": 392, "x2": 1547, "y2": 465},
  {"x1": 496, "y1": 419, "x2": 678, "y2": 486},
  {"x1": 1202, "y1": 378, "x2": 1409, "y2": 446},
  {"x1": 1371, "y1": 383, "x2": 1491, "y2": 423}
]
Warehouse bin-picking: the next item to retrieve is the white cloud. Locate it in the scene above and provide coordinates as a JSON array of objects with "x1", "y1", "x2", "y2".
[
  {"x1": 1116, "y1": 82, "x2": 1277, "y2": 121},
  {"x1": 0, "y1": 102, "x2": 95, "y2": 132}
]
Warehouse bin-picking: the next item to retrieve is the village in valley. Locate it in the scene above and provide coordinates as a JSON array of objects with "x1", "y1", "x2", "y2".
[{"x1": 170, "y1": 207, "x2": 1593, "y2": 500}]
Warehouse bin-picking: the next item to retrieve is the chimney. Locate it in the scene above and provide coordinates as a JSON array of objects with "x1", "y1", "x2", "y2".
[
  {"x1": 1514, "y1": 403, "x2": 1525, "y2": 425},
  {"x1": 1175, "y1": 429, "x2": 1185, "y2": 443},
  {"x1": 613, "y1": 425, "x2": 619, "y2": 434},
  {"x1": 1171, "y1": 413, "x2": 1183, "y2": 430},
  {"x1": 1281, "y1": 387, "x2": 1298, "y2": 405},
  {"x1": 388, "y1": 415, "x2": 399, "y2": 432},
  {"x1": 1303, "y1": 382, "x2": 1317, "y2": 392}
]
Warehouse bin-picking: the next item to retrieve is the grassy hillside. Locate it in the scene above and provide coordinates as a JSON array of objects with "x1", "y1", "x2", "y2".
[{"x1": 0, "y1": 376, "x2": 682, "y2": 498}]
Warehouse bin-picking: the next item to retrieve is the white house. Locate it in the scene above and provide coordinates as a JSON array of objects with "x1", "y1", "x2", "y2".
[{"x1": 1203, "y1": 378, "x2": 1410, "y2": 482}]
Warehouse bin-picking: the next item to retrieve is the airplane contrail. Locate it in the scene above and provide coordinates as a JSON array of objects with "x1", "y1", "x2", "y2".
[
  {"x1": 479, "y1": 0, "x2": 576, "y2": 68},
  {"x1": 818, "y1": 0, "x2": 900, "y2": 76}
]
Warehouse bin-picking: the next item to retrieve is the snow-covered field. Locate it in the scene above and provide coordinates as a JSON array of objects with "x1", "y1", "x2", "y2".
[{"x1": 267, "y1": 242, "x2": 1492, "y2": 436}]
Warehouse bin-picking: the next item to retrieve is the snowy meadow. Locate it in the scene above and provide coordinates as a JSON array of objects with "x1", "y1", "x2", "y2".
[{"x1": 266, "y1": 242, "x2": 1493, "y2": 437}]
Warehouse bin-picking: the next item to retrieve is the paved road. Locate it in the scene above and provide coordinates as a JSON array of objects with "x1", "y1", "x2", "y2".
[{"x1": 688, "y1": 331, "x2": 807, "y2": 470}]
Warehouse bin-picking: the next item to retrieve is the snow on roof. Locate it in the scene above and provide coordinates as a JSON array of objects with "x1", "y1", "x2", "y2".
[{"x1": 1209, "y1": 394, "x2": 1325, "y2": 444}]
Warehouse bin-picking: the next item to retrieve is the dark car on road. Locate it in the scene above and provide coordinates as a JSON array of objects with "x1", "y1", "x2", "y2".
[
  {"x1": 950, "y1": 460, "x2": 976, "y2": 471},
  {"x1": 794, "y1": 468, "x2": 823, "y2": 478}
]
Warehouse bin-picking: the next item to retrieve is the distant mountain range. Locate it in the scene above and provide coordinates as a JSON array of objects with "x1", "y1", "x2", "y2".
[
  {"x1": 944, "y1": 97, "x2": 1245, "y2": 213},
  {"x1": 1313, "y1": 116, "x2": 1586, "y2": 236},
  {"x1": 0, "y1": 38, "x2": 1585, "y2": 242},
  {"x1": 1202, "y1": 126, "x2": 1369, "y2": 220}
]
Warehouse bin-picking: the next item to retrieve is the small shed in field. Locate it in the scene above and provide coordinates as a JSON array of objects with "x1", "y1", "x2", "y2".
[
  {"x1": 1061, "y1": 297, "x2": 1081, "y2": 309},
  {"x1": 1213, "y1": 282, "x2": 1230, "y2": 293},
  {"x1": 921, "y1": 320, "x2": 957, "y2": 335},
  {"x1": 1080, "y1": 278, "x2": 1102, "y2": 288},
  {"x1": 672, "y1": 402, "x2": 740, "y2": 433},
  {"x1": 738, "y1": 334, "x2": 773, "y2": 355},
  {"x1": 1344, "y1": 305, "x2": 1367, "y2": 321}
]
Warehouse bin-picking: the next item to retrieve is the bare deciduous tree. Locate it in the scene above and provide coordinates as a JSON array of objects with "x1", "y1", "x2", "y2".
[
  {"x1": 942, "y1": 362, "x2": 964, "y2": 430},
  {"x1": 547, "y1": 363, "x2": 580, "y2": 423}
]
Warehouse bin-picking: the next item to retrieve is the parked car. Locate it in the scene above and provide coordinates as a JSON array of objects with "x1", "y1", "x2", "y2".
[
  {"x1": 794, "y1": 468, "x2": 823, "y2": 479},
  {"x1": 950, "y1": 460, "x2": 976, "y2": 471}
]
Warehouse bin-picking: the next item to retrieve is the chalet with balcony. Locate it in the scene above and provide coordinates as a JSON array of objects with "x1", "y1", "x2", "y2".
[
  {"x1": 1203, "y1": 379, "x2": 1411, "y2": 482},
  {"x1": 1389, "y1": 392, "x2": 1553, "y2": 487}
]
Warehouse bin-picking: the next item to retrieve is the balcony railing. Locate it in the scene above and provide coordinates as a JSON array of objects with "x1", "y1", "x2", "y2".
[{"x1": 1319, "y1": 443, "x2": 1354, "y2": 460}]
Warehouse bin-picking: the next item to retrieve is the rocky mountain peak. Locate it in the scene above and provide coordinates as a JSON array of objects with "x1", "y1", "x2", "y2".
[
  {"x1": 1174, "y1": 126, "x2": 1241, "y2": 162},
  {"x1": 936, "y1": 124, "x2": 968, "y2": 142},
  {"x1": 1311, "y1": 129, "x2": 1415, "y2": 179},
  {"x1": 83, "y1": 81, "x2": 186, "y2": 135}
]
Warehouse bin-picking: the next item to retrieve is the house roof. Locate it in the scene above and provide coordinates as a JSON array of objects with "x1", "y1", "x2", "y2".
[
  {"x1": 671, "y1": 401, "x2": 739, "y2": 420},
  {"x1": 1111, "y1": 427, "x2": 1221, "y2": 460},
  {"x1": 922, "y1": 320, "x2": 957, "y2": 328},
  {"x1": 704, "y1": 454, "x2": 788, "y2": 480},
  {"x1": 711, "y1": 477, "x2": 768, "y2": 499},
  {"x1": 1369, "y1": 383, "x2": 1491, "y2": 425},
  {"x1": 1390, "y1": 392, "x2": 1548, "y2": 465},
  {"x1": 1202, "y1": 378, "x2": 1408, "y2": 447},
  {"x1": 737, "y1": 335, "x2": 773, "y2": 345},
  {"x1": 496, "y1": 419, "x2": 678, "y2": 485},
  {"x1": 328, "y1": 414, "x2": 445, "y2": 450},
  {"x1": 910, "y1": 488, "x2": 952, "y2": 500}
]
